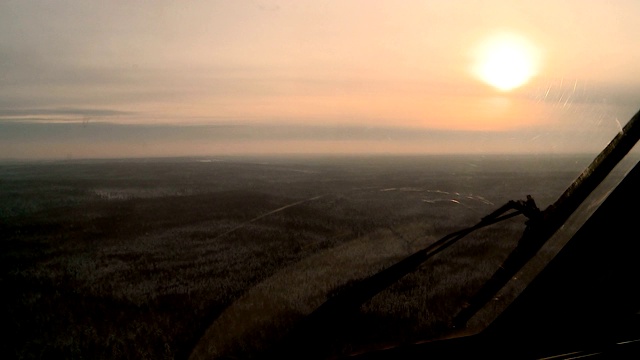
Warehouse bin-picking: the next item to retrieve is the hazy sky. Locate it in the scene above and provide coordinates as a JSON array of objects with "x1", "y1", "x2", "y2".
[{"x1": 1, "y1": 0, "x2": 639, "y2": 158}]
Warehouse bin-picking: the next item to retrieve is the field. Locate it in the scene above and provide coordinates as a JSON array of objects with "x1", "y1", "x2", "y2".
[{"x1": 0, "y1": 154, "x2": 597, "y2": 359}]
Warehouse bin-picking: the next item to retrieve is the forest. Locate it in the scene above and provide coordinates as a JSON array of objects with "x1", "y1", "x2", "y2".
[{"x1": 0, "y1": 155, "x2": 602, "y2": 359}]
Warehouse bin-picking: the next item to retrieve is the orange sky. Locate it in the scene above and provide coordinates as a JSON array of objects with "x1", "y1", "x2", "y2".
[{"x1": 1, "y1": 1, "x2": 639, "y2": 158}]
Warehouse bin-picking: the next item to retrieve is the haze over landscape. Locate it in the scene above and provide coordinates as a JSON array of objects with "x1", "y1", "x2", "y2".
[
  {"x1": 1, "y1": 0, "x2": 639, "y2": 158},
  {"x1": 4, "y1": 2, "x2": 640, "y2": 358}
]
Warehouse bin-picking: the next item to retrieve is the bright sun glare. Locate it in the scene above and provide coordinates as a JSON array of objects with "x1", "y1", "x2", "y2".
[{"x1": 473, "y1": 32, "x2": 540, "y2": 91}]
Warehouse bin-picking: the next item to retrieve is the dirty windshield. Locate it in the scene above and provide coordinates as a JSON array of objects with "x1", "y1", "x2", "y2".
[{"x1": 1, "y1": 1, "x2": 639, "y2": 359}]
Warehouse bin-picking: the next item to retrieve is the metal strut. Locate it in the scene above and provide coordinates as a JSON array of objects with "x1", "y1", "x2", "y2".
[
  {"x1": 453, "y1": 108, "x2": 640, "y2": 328},
  {"x1": 277, "y1": 109, "x2": 640, "y2": 359}
]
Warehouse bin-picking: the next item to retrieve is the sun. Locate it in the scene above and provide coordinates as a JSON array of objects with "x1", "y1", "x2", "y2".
[{"x1": 472, "y1": 32, "x2": 540, "y2": 91}]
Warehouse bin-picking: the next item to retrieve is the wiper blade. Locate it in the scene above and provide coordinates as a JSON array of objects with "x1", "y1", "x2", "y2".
[
  {"x1": 276, "y1": 109, "x2": 640, "y2": 359},
  {"x1": 275, "y1": 197, "x2": 528, "y2": 358},
  {"x1": 454, "y1": 108, "x2": 640, "y2": 328}
]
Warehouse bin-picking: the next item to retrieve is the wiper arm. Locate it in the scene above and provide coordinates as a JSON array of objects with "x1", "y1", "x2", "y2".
[
  {"x1": 276, "y1": 109, "x2": 640, "y2": 359},
  {"x1": 453, "y1": 108, "x2": 640, "y2": 328},
  {"x1": 275, "y1": 197, "x2": 528, "y2": 358}
]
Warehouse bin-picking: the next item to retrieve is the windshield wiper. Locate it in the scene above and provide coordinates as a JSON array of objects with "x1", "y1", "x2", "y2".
[
  {"x1": 454, "y1": 108, "x2": 640, "y2": 328},
  {"x1": 275, "y1": 109, "x2": 640, "y2": 359}
]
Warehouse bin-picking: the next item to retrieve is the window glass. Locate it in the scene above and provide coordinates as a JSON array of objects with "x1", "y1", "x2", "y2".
[{"x1": 1, "y1": 1, "x2": 638, "y2": 359}]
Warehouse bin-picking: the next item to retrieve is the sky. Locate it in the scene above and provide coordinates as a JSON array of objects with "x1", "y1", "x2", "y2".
[{"x1": 1, "y1": 0, "x2": 639, "y2": 159}]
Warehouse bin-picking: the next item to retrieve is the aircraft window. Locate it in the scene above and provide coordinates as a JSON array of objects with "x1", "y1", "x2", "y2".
[{"x1": 1, "y1": 1, "x2": 639, "y2": 359}]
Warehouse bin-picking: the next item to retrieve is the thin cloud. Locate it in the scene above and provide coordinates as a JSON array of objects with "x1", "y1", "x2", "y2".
[
  {"x1": 0, "y1": 121, "x2": 613, "y2": 149},
  {"x1": 0, "y1": 108, "x2": 134, "y2": 118}
]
